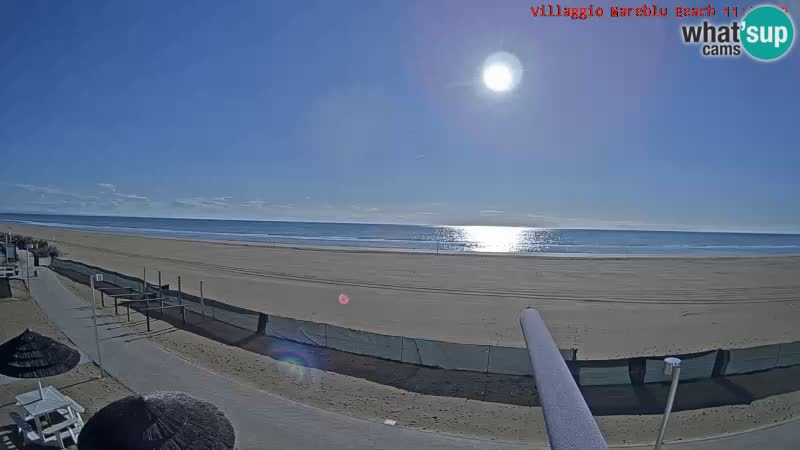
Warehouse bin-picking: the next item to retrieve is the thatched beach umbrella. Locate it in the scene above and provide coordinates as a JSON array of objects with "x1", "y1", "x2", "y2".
[
  {"x1": 78, "y1": 391, "x2": 235, "y2": 450},
  {"x1": 0, "y1": 329, "x2": 81, "y2": 397}
]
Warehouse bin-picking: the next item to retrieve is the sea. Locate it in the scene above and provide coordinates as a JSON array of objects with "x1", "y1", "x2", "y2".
[{"x1": 2, "y1": 213, "x2": 800, "y2": 256}]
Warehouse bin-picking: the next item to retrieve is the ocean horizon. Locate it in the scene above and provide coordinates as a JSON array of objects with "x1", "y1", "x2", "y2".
[{"x1": 2, "y1": 212, "x2": 800, "y2": 256}]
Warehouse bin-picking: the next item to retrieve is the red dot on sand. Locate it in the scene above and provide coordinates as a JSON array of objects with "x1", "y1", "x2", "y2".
[{"x1": 338, "y1": 293, "x2": 350, "y2": 305}]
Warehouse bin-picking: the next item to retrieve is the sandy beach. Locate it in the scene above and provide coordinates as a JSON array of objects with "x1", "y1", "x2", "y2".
[
  {"x1": 11, "y1": 224, "x2": 800, "y2": 359},
  {"x1": 52, "y1": 272, "x2": 800, "y2": 445}
]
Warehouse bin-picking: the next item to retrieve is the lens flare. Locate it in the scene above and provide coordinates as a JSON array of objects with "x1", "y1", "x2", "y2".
[
  {"x1": 338, "y1": 293, "x2": 350, "y2": 305},
  {"x1": 269, "y1": 343, "x2": 316, "y2": 384}
]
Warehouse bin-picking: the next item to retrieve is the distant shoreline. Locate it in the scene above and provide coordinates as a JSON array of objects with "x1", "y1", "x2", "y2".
[
  {"x1": 2, "y1": 211, "x2": 800, "y2": 235},
  {"x1": 9, "y1": 222, "x2": 800, "y2": 259}
]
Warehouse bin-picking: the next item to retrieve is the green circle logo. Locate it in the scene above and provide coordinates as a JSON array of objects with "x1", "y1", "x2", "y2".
[{"x1": 741, "y1": 5, "x2": 795, "y2": 61}]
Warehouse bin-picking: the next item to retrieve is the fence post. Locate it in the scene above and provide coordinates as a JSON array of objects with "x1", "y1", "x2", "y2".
[
  {"x1": 178, "y1": 276, "x2": 182, "y2": 306},
  {"x1": 101, "y1": 290, "x2": 105, "y2": 308},
  {"x1": 114, "y1": 297, "x2": 119, "y2": 316},
  {"x1": 146, "y1": 305, "x2": 151, "y2": 332},
  {"x1": 712, "y1": 350, "x2": 730, "y2": 377},
  {"x1": 628, "y1": 358, "x2": 646, "y2": 385},
  {"x1": 181, "y1": 306, "x2": 186, "y2": 327},
  {"x1": 200, "y1": 280, "x2": 205, "y2": 318},
  {"x1": 126, "y1": 303, "x2": 131, "y2": 322},
  {"x1": 257, "y1": 313, "x2": 268, "y2": 335}
]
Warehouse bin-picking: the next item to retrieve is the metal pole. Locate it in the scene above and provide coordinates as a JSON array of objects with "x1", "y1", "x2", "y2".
[
  {"x1": 520, "y1": 308, "x2": 607, "y2": 450},
  {"x1": 26, "y1": 245, "x2": 31, "y2": 285},
  {"x1": 91, "y1": 275, "x2": 105, "y2": 378},
  {"x1": 177, "y1": 276, "x2": 182, "y2": 305},
  {"x1": 142, "y1": 266, "x2": 146, "y2": 296},
  {"x1": 200, "y1": 280, "x2": 205, "y2": 318},
  {"x1": 654, "y1": 357, "x2": 682, "y2": 450},
  {"x1": 146, "y1": 305, "x2": 151, "y2": 332},
  {"x1": 127, "y1": 302, "x2": 131, "y2": 322}
]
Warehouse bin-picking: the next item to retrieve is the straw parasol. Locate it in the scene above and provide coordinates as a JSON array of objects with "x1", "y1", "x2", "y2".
[
  {"x1": 78, "y1": 391, "x2": 235, "y2": 450},
  {"x1": 0, "y1": 329, "x2": 81, "y2": 396}
]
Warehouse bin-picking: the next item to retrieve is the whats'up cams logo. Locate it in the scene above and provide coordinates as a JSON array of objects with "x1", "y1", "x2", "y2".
[{"x1": 681, "y1": 5, "x2": 795, "y2": 61}]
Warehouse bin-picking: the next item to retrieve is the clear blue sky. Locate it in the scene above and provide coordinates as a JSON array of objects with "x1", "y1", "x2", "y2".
[{"x1": 1, "y1": 0, "x2": 798, "y2": 232}]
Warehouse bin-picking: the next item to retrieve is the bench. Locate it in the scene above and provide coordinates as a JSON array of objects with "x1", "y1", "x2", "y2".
[
  {"x1": 41, "y1": 416, "x2": 78, "y2": 435},
  {"x1": 40, "y1": 416, "x2": 80, "y2": 449},
  {"x1": 57, "y1": 395, "x2": 85, "y2": 426},
  {"x1": 9, "y1": 411, "x2": 33, "y2": 438}
]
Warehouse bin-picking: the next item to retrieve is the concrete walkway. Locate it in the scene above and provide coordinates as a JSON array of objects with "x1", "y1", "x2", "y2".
[
  {"x1": 626, "y1": 418, "x2": 799, "y2": 450},
  {"x1": 27, "y1": 268, "x2": 799, "y2": 450}
]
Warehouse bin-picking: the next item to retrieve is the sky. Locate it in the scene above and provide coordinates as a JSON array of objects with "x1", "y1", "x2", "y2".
[{"x1": 1, "y1": 0, "x2": 798, "y2": 232}]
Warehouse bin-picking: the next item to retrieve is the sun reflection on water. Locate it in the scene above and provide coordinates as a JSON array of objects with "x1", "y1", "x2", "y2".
[{"x1": 457, "y1": 226, "x2": 527, "y2": 253}]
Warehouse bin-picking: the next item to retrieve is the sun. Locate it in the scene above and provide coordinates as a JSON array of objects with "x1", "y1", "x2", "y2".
[
  {"x1": 483, "y1": 64, "x2": 513, "y2": 92},
  {"x1": 481, "y1": 51, "x2": 522, "y2": 93}
]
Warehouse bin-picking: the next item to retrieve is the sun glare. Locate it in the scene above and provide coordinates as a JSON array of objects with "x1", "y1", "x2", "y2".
[
  {"x1": 481, "y1": 51, "x2": 522, "y2": 94},
  {"x1": 483, "y1": 64, "x2": 513, "y2": 92},
  {"x1": 461, "y1": 226, "x2": 525, "y2": 252}
]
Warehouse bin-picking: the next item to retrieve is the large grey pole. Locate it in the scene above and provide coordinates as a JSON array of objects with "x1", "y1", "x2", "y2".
[
  {"x1": 520, "y1": 308, "x2": 607, "y2": 450},
  {"x1": 90, "y1": 274, "x2": 105, "y2": 378},
  {"x1": 654, "y1": 357, "x2": 682, "y2": 450}
]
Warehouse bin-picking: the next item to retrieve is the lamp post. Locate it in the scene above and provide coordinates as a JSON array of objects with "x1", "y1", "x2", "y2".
[
  {"x1": 90, "y1": 273, "x2": 105, "y2": 378},
  {"x1": 25, "y1": 245, "x2": 31, "y2": 285},
  {"x1": 654, "y1": 357, "x2": 682, "y2": 450}
]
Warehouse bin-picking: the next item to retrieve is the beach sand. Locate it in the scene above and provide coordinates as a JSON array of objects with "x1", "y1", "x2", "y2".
[
  {"x1": 12, "y1": 224, "x2": 800, "y2": 359},
  {"x1": 53, "y1": 272, "x2": 800, "y2": 445}
]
